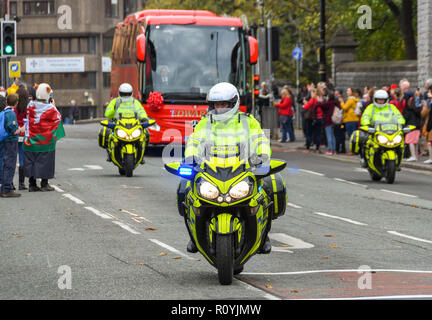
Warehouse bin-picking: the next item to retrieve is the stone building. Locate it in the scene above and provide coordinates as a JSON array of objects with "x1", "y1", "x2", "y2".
[{"x1": 1, "y1": 0, "x2": 144, "y2": 120}]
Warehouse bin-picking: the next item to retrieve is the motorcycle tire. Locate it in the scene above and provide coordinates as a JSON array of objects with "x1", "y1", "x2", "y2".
[
  {"x1": 216, "y1": 234, "x2": 234, "y2": 285},
  {"x1": 234, "y1": 266, "x2": 244, "y2": 275},
  {"x1": 385, "y1": 160, "x2": 396, "y2": 184},
  {"x1": 124, "y1": 154, "x2": 134, "y2": 177},
  {"x1": 118, "y1": 168, "x2": 126, "y2": 176}
]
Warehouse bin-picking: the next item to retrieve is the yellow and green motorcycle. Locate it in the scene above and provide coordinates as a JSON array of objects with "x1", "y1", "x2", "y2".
[
  {"x1": 352, "y1": 122, "x2": 415, "y2": 184},
  {"x1": 99, "y1": 115, "x2": 155, "y2": 177},
  {"x1": 165, "y1": 147, "x2": 287, "y2": 285}
]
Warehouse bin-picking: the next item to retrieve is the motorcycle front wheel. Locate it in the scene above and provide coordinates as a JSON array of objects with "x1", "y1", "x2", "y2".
[
  {"x1": 216, "y1": 234, "x2": 234, "y2": 285},
  {"x1": 124, "y1": 154, "x2": 134, "y2": 177},
  {"x1": 385, "y1": 160, "x2": 396, "y2": 184},
  {"x1": 368, "y1": 169, "x2": 382, "y2": 181}
]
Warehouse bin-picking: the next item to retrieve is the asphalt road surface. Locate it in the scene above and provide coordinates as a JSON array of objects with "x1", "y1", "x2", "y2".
[{"x1": 2, "y1": 123, "x2": 432, "y2": 300}]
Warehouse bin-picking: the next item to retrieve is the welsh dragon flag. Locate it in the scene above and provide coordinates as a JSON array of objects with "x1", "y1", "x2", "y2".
[{"x1": 23, "y1": 101, "x2": 66, "y2": 153}]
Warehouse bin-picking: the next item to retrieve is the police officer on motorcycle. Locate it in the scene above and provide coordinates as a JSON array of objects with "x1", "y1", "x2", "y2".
[
  {"x1": 358, "y1": 89, "x2": 405, "y2": 166},
  {"x1": 181, "y1": 82, "x2": 275, "y2": 254}
]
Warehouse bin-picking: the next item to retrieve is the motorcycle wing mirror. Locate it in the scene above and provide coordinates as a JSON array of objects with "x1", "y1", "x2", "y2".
[
  {"x1": 403, "y1": 125, "x2": 416, "y2": 134},
  {"x1": 100, "y1": 120, "x2": 109, "y2": 127},
  {"x1": 367, "y1": 127, "x2": 376, "y2": 134},
  {"x1": 269, "y1": 159, "x2": 287, "y2": 175}
]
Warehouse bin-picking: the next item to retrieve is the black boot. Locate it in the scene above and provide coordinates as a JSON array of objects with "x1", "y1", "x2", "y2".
[
  {"x1": 187, "y1": 239, "x2": 198, "y2": 253},
  {"x1": 40, "y1": 179, "x2": 55, "y2": 192},
  {"x1": 28, "y1": 177, "x2": 41, "y2": 192},
  {"x1": 19, "y1": 167, "x2": 28, "y2": 190},
  {"x1": 258, "y1": 236, "x2": 272, "y2": 254}
]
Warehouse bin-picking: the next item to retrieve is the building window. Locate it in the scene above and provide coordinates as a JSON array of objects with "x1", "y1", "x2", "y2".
[
  {"x1": 23, "y1": 1, "x2": 55, "y2": 16},
  {"x1": 105, "y1": 0, "x2": 119, "y2": 18},
  {"x1": 103, "y1": 73, "x2": 111, "y2": 88},
  {"x1": 0, "y1": 1, "x2": 18, "y2": 17},
  {"x1": 19, "y1": 37, "x2": 97, "y2": 55},
  {"x1": 124, "y1": 0, "x2": 136, "y2": 17},
  {"x1": 22, "y1": 73, "x2": 97, "y2": 90},
  {"x1": 10, "y1": 1, "x2": 18, "y2": 16}
]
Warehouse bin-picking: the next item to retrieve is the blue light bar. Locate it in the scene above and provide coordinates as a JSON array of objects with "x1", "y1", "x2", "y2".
[{"x1": 179, "y1": 167, "x2": 193, "y2": 176}]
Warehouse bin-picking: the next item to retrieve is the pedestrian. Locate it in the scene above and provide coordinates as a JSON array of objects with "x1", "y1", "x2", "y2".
[
  {"x1": 257, "y1": 82, "x2": 271, "y2": 121},
  {"x1": 333, "y1": 88, "x2": 346, "y2": 154},
  {"x1": 0, "y1": 95, "x2": 7, "y2": 188},
  {"x1": 70, "y1": 99, "x2": 77, "y2": 124},
  {"x1": 23, "y1": 83, "x2": 65, "y2": 192},
  {"x1": 303, "y1": 89, "x2": 324, "y2": 153},
  {"x1": 339, "y1": 87, "x2": 360, "y2": 155},
  {"x1": 421, "y1": 89, "x2": 432, "y2": 164},
  {"x1": 390, "y1": 87, "x2": 405, "y2": 114},
  {"x1": 403, "y1": 97, "x2": 422, "y2": 162},
  {"x1": 317, "y1": 93, "x2": 338, "y2": 155},
  {"x1": 274, "y1": 88, "x2": 295, "y2": 143},
  {"x1": 6, "y1": 78, "x2": 19, "y2": 96},
  {"x1": 1, "y1": 94, "x2": 25, "y2": 198},
  {"x1": 15, "y1": 84, "x2": 29, "y2": 190}
]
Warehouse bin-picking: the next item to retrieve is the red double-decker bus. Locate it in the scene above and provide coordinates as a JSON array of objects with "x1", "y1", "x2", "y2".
[{"x1": 110, "y1": 9, "x2": 258, "y2": 145}]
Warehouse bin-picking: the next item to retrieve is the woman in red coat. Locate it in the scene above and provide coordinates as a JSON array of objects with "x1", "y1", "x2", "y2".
[{"x1": 274, "y1": 88, "x2": 295, "y2": 142}]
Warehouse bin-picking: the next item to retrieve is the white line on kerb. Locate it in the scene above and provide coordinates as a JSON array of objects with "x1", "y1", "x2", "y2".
[
  {"x1": 68, "y1": 168, "x2": 85, "y2": 171},
  {"x1": 313, "y1": 212, "x2": 368, "y2": 226},
  {"x1": 52, "y1": 185, "x2": 64, "y2": 193},
  {"x1": 149, "y1": 239, "x2": 195, "y2": 260},
  {"x1": 84, "y1": 165, "x2": 103, "y2": 170},
  {"x1": 63, "y1": 194, "x2": 85, "y2": 205},
  {"x1": 112, "y1": 221, "x2": 141, "y2": 235},
  {"x1": 380, "y1": 189, "x2": 418, "y2": 198},
  {"x1": 242, "y1": 269, "x2": 432, "y2": 276},
  {"x1": 84, "y1": 207, "x2": 113, "y2": 220},
  {"x1": 388, "y1": 231, "x2": 432, "y2": 244},
  {"x1": 299, "y1": 169, "x2": 325, "y2": 176}
]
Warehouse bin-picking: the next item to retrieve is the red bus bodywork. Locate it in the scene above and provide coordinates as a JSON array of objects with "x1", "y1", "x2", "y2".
[{"x1": 110, "y1": 9, "x2": 254, "y2": 145}]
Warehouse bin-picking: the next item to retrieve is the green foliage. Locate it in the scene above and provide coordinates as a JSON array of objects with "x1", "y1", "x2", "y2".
[{"x1": 142, "y1": 0, "x2": 417, "y2": 84}]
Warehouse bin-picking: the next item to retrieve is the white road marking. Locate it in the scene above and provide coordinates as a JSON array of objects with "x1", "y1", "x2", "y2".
[
  {"x1": 149, "y1": 239, "x2": 196, "y2": 261},
  {"x1": 84, "y1": 207, "x2": 113, "y2": 220},
  {"x1": 237, "y1": 280, "x2": 281, "y2": 300},
  {"x1": 387, "y1": 231, "x2": 432, "y2": 245},
  {"x1": 380, "y1": 189, "x2": 418, "y2": 198},
  {"x1": 68, "y1": 168, "x2": 85, "y2": 171},
  {"x1": 52, "y1": 185, "x2": 64, "y2": 193},
  {"x1": 287, "y1": 202, "x2": 302, "y2": 209},
  {"x1": 63, "y1": 194, "x2": 85, "y2": 205},
  {"x1": 84, "y1": 165, "x2": 103, "y2": 170},
  {"x1": 299, "y1": 169, "x2": 325, "y2": 176},
  {"x1": 354, "y1": 168, "x2": 368, "y2": 173},
  {"x1": 242, "y1": 269, "x2": 432, "y2": 276},
  {"x1": 313, "y1": 211, "x2": 368, "y2": 226},
  {"x1": 315, "y1": 294, "x2": 432, "y2": 300},
  {"x1": 112, "y1": 221, "x2": 141, "y2": 235},
  {"x1": 333, "y1": 178, "x2": 367, "y2": 188},
  {"x1": 269, "y1": 233, "x2": 314, "y2": 250}
]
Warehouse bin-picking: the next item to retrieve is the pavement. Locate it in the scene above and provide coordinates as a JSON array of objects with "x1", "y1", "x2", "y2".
[{"x1": 269, "y1": 129, "x2": 432, "y2": 172}]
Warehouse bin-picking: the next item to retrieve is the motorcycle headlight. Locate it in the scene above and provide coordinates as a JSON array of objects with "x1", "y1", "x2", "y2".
[
  {"x1": 116, "y1": 129, "x2": 128, "y2": 139},
  {"x1": 393, "y1": 135, "x2": 403, "y2": 144},
  {"x1": 229, "y1": 180, "x2": 250, "y2": 199},
  {"x1": 131, "y1": 128, "x2": 142, "y2": 139},
  {"x1": 377, "y1": 135, "x2": 389, "y2": 145},
  {"x1": 199, "y1": 181, "x2": 219, "y2": 200}
]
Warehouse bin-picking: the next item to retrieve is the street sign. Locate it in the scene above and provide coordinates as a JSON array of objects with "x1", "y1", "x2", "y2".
[
  {"x1": 292, "y1": 46, "x2": 302, "y2": 61},
  {"x1": 9, "y1": 61, "x2": 21, "y2": 78}
]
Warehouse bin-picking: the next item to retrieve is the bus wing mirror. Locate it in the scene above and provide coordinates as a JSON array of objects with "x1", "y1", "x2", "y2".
[
  {"x1": 248, "y1": 36, "x2": 258, "y2": 65},
  {"x1": 137, "y1": 34, "x2": 146, "y2": 62}
]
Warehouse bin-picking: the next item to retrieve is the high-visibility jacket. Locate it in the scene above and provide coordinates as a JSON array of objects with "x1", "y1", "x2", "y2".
[
  {"x1": 360, "y1": 103, "x2": 406, "y2": 127},
  {"x1": 185, "y1": 112, "x2": 271, "y2": 161},
  {"x1": 105, "y1": 97, "x2": 148, "y2": 120}
]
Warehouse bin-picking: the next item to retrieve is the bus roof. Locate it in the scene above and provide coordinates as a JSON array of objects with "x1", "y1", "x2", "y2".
[
  {"x1": 120, "y1": 9, "x2": 242, "y2": 28},
  {"x1": 124, "y1": 9, "x2": 216, "y2": 24}
]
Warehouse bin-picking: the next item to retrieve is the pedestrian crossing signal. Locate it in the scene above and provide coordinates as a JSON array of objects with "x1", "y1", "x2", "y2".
[{"x1": 1, "y1": 21, "x2": 17, "y2": 57}]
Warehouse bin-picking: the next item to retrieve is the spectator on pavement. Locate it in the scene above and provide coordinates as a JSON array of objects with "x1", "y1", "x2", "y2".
[
  {"x1": 317, "y1": 92, "x2": 338, "y2": 155},
  {"x1": 303, "y1": 89, "x2": 324, "y2": 153},
  {"x1": 421, "y1": 89, "x2": 432, "y2": 164},
  {"x1": 274, "y1": 88, "x2": 295, "y2": 143},
  {"x1": 0, "y1": 95, "x2": 7, "y2": 188},
  {"x1": 339, "y1": 87, "x2": 360, "y2": 155},
  {"x1": 15, "y1": 84, "x2": 30, "y2": 190},
  {"x1": 403, "y1": 97, "x2": 422, "y2": 162}
]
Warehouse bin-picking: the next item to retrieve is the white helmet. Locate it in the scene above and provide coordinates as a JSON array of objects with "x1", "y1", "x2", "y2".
[
  {"x1": 207, "y1": 82, "x2": 240, "y2": 122},
  {"x1": 118, "y1": 83, "x2": 133, "y2": 101},
  {"x1": 373, "y1": 90, "x2": 389, "y2": 108}
]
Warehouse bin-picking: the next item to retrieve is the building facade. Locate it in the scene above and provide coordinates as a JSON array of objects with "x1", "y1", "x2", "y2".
[{"x1": 1, "y1": 0, "x2": 144, "y2": 120}]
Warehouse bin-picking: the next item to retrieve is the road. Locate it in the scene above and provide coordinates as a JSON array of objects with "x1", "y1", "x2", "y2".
[{"x1": 2, "y1": 123, "x2": 432, "y2": 301}]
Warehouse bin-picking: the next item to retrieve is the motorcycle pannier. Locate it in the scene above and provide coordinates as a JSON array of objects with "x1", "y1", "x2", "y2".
[
  {"x1": 350, "y1": 130, "x2": 368, "y2": 155},
  {"x1": 263, "y1": 173, "x2": 287, "y2": 220},
  {"x1": 98, "y1": 127, "x2": 111, "y2": 149}
]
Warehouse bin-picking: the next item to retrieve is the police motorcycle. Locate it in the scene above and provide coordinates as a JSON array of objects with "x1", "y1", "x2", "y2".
[
  {"x1": 350, "y1": 117, "x2": 415, "y2": 184},
  {"x1": 99, "y1": 113, "x2": 155, "y2": 177},
  {"x1": 165, "y1": 143, "x2": 287, "y2": 285}
]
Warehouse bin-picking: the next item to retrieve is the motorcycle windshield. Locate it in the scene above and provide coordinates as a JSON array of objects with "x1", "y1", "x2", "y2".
[{"x1": 374, "y1": 115, "x2": 403, "y2": 134}]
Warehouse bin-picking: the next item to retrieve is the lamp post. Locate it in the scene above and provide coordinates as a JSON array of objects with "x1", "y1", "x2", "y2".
[{"x1": 319, "y1": 0, "x2": 327, "y2": 82}]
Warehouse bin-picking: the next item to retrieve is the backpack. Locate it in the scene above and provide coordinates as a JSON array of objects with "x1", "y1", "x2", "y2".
[
  {"x1": 331, "y1": 106, "x2": 343, "y2": 125},
  {"x1": 0, "y1": 110, "x2": 12, "y2": 142}
]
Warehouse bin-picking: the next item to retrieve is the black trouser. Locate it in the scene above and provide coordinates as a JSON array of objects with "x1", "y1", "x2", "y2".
[{"x1": 1, "y1": 141, "x2": 18, "y2": 193}]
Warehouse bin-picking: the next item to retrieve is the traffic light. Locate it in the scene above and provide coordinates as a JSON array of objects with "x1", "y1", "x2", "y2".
[{"x1": 1, "y1": 21, "x2": 17, "y2": 57}]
